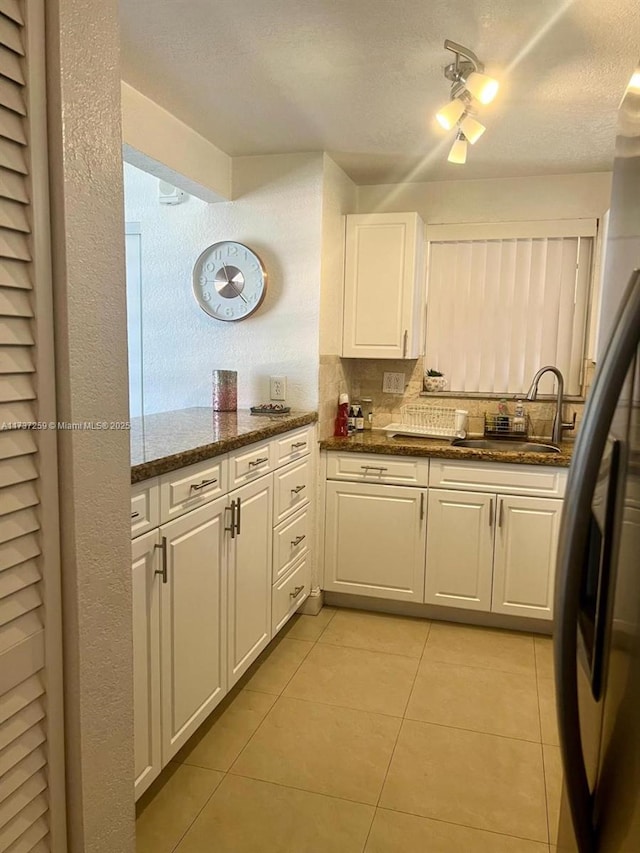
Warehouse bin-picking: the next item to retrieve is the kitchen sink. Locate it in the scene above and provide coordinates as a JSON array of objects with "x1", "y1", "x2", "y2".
[{"x1": 450, "y1": 438, "x2": 561, "y2": 454}]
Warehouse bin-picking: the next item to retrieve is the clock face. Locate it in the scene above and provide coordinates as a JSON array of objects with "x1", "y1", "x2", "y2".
[{"x1": 193, "y1": 241, "x2": 267, "y2": 322}]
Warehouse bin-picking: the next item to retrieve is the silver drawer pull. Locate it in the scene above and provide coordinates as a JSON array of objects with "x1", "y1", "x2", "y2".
[
  {"x1": 190, "y1": 477, "x2": 218, "y2": 492},
  {"x1": 291, "y1": 534, "x2": 306, "y2": 547},
  {"x1": 249, "y1": 456, "x2": 268, "y2": 467},
  {"x1": 361, "y1": 465, "x2": 388, "y2": 473},
  {"x1": 291, "y1": 484, "x2": 306, "y2": 495},
  {"x1": 291, "y1": 441, "x2": 307, "y2": 449},
  {"x1": 131, "y1": 511, "x2": 140, "y2": 519},
  {"x1": 289, "y1": 584, "x2": 305, "y2": 599}
]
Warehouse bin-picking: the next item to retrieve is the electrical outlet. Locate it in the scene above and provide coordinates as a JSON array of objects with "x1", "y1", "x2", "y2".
[
  {"x1": 270, "y1": 375, "x2": 287, "y2": 401},
  {"x1": 382, "y1": 372, "x2": 406, "y2": 394}
]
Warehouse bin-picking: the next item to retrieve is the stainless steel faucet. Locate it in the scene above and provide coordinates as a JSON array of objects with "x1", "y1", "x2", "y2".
[{"x1": 525, "y1": 365, "x2": 576, "y2": 445}]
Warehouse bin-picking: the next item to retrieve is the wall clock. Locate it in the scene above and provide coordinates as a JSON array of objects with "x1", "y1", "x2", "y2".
[{"x1": 192, "y1": 240, "x2": 267, "y2": 322}]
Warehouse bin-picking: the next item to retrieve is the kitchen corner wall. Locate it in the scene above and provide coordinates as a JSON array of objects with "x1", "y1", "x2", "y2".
[
  {"x1": 318, "y1": 156, "x2": 357, "y2": 438},
  {"x1": 124, "y1": 153, "x2": 323, "y2": 414}
]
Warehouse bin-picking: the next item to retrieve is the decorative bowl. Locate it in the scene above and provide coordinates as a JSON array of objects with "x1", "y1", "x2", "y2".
[{"x1": 423, "y1": 376, "x2": 447, "y2": 392}]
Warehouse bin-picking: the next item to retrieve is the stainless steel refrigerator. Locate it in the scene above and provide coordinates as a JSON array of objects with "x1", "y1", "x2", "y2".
[{"x1": 554, "y1": 67, "x2": 640, "y2": 851}]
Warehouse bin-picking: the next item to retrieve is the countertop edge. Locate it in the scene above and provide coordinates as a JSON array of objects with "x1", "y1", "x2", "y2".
[
  {"x1": 319, "y1": 434, "x2": 573, "y2": 468},
  {"x1": 131, "y1": 412, "x2": 318, "y2": 484}
]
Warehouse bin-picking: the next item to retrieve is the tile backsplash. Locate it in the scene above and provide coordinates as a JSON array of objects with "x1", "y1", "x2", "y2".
[{"x1": 335, "y1": 355, "x2": 586, "y2": 441}]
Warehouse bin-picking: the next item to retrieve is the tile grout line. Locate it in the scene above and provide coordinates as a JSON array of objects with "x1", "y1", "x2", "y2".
[
  {"x1": 171, "y1": 609, "x2": 341, "y2": 850},
  {"x1": 534, "y1": 635, "x2": 554, "y2": 846},
  {"x1": 169, "y1": 768, "x2": 226, "y2": 853},
  {"x1": 367, "y1": 801, "x2": 553, "y2": 847},
  {"x1": 226, "y1": 615, "x2": 328, "y2": 772},
  {"x1": 316, "y1": 638, "x2": 428, "y2": 660}
]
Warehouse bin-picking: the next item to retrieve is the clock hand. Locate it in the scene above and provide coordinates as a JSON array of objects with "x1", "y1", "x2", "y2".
[{"x1": 222, "y1": 262, "x2": 247, "y2": 303}]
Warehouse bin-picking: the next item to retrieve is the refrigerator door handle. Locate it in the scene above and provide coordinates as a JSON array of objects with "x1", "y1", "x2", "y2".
[{"x1": 554, "y1": 269, "x2": 640, "y2": 853}]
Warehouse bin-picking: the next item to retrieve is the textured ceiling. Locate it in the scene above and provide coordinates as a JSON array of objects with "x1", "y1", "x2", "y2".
[{"x1": 119, "y1": 0, "x2": 640, "y2": 184}]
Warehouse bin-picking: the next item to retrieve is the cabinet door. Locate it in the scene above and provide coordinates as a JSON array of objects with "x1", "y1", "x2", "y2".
[
  {"x1": 132, "y1": 530, "x2": 161, "y2": 799},
  {"x1": 342, "y1": 213, "x2": 424, "y2": 359},
  {"x1": 324, "y1": 481, "x2": 426, "y2": 602},
  {"x1": 227, "y1": 474, "x2": 273, "y2": 688},
  {"x1": 160, "y1": 497, "x2": 227, "y2": 762},
  {"x1": 492, "y1": 495, "x2": 563, "y2": 620},
  {"x1": 425, "y1": 489, "x2": 494, "y2": 612}
]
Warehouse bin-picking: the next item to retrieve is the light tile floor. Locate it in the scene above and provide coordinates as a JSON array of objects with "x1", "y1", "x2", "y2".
[{"x1": 136, "y1": 608, "x2": 562, "y2": 853}]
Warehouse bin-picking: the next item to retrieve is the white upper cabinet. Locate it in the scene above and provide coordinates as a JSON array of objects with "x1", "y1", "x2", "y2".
[{"x1": 342, "y1": 212, "x2": 425, "y2": 359}]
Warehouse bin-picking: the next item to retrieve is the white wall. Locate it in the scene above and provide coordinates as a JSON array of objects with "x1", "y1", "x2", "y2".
[
  {"x1": 124, "y1": 153, "x2": 324, "y2": 414},
  {"x1": 320, "y1": 154, "x2": 357, "y2": 356},
  {"x1": 47, "y1": 1, "x2": 134, "y2": 851},
  {"x1": 357, "y1": 172, "x2": 612, "y2": 223}
]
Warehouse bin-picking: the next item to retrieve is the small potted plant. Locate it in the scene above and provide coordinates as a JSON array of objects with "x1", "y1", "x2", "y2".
[{"x1": 424, "y1": 368, "x2": 447, "y2": 392}]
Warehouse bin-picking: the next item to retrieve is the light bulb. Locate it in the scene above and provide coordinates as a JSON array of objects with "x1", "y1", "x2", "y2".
[
  {"x1": 627, "y1": 71, "x2": 640, "y2": 93},
  {"x1": 459, "y1": 114, "x2": 486, "y2": 144},
  {"x1": 435, "y1": 97, "x2": 465, "y2": 130},
  {"x1": 465, "y1": 71, "x2": 499, "y2": 105},
  {"x1": 447, "y1": 134, "x2": 468, "y2": 164}
]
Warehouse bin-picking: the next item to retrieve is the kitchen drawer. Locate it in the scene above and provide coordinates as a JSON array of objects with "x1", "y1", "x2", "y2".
[
  {"x1": 272, "y1": 554, "x2": 310, "y2": 635},
  {"x1": 429, "y1": 459, "x2": 567, "y2": 498},
  {"x1": 273, "y1": 505, "x2": 309, "y2": 582},
  {"x1": 274, "y1": 425, "x2": 313, "y2": 467},
  {"x1": 273, "y1": 456, "x2": 311, "y2": 525},
  {"x1": 131, "y1": 478, "x2": 160, "y2": 538},
  {"x1": 228, "y1": 439, "x2": 273, "y2": 489},
  {"x1": 326, "y1": 451, "x2": 429, "y2": 487},
  {"x1": 159, "y1": 456, "x2": 228, "y2": 523}
]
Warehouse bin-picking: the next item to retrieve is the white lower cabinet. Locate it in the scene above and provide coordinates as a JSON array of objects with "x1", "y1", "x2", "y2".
[
  {"x1": 227, "y1": 475, "x2": 273, "y2": 688},
  {"x1": 132, "y1": 530, "x2": 162, "y2": 799},
  {"x1": 133, "y1": 427, "x2": 316, "y2": 799},
  {"x1": 160, "y1": 498, "x2": 228, "y2": 762},
  {"x1": 425, "y1": 489, "x2": 494, "y2": 611},
  {"x1": 426, "y1": 487, "x2": 562, "y2": 620},
  {"x1": 324, "y1": 480, "x2": 427, "y2": 602},
  {"x1": 323, "y1": 453, "x2": 565, "y2": 623},
  {"x1": 492, "y1": 494, "x2": 563, "y2": 619}
]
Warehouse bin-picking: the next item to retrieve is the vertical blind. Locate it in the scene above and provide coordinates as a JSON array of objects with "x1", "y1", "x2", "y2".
[
  {"x1": 425, "y1": 230, "x2": 594, "y2": 396},
  {"x1": 0, "y1": 1, "x2": 64, "y2": 850}
]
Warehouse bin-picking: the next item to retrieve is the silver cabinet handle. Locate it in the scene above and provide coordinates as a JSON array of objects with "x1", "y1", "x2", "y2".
[
  {"x1": 249, "y1": 456, "x2": 268, "y2": 467},
  {"x1": 131, "y1": 511, "x2": 140, "y2": 519},
  {"x1": 235, "y1": 496, "x2": 241, "y2": 537},
  {"x1": 291, "y1": 534, "x2": 306, "y2": 547},
  {"x1": 420, "y1": 492, "x2": 425, "y2": 522},
  {"x1": 489, "y1": 498, "x2": 494, "y2": 528},
  {"x1": 361, "y1": 465, "x2": 388, "y2": 473},
  {"x1": 289, "y1": 584, "x2": 305, "y2": 599},
  {"x1": 292, "y1": 441, "x2": 307, "y2": 449},
  {"x1": 403, "y1": 329, "x2": 408, "y2": 357},
  {"x1": 154, "y1": 537, "x2": 168, "y2": 584},
  {"x1": 190, "y1": 477, "x2": 218, "y2": 492},
  {"x1": 291, "y1": 484, "x2": 306, "y2": 495},
  {"x1": 225, "y1": 500, "x2": 236, "y2": 539},
  {"x1": 498, "y1": 498, "x2": 504, "y2": 528}
]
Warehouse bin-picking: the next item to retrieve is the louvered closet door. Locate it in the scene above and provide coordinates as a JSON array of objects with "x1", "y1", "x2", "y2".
[{"x1": 0, "y1": 1, "x2": 65, "y2": 852}]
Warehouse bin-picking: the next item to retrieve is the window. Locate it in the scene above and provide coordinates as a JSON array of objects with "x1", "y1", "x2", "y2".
[{"x1": 425, "y1": 219, "x2": 596, "y2": 396}]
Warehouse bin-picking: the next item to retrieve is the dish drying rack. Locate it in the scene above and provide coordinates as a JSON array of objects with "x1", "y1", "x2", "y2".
[
  {"x1": 384, "y1": 404, "x2": 468, "y2": 439},
  {"x1": 484, "y1": 412, "x2": 530, "y2": 440}
]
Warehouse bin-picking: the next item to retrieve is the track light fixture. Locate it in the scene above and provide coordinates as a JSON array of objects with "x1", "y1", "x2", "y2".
[
  {"x1": 447, "y1": 132, "x2": 468, "y2": 165},
  {"x1": 436, "y1": 39, "x2": 498, "y2": 164}
]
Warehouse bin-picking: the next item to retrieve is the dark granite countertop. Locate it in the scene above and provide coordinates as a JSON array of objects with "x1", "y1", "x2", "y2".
[
  {"x1": 320, "y1": 430, "x2": 574, "y2": 468},
  {"x1": 131, "y1": 408, "x2": 318, "y2": 483}
]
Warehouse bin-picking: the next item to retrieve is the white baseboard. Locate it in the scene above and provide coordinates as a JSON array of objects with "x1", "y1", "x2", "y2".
[{"x1": 299, "y1": 586, "x2": 323, "y2": 616}]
